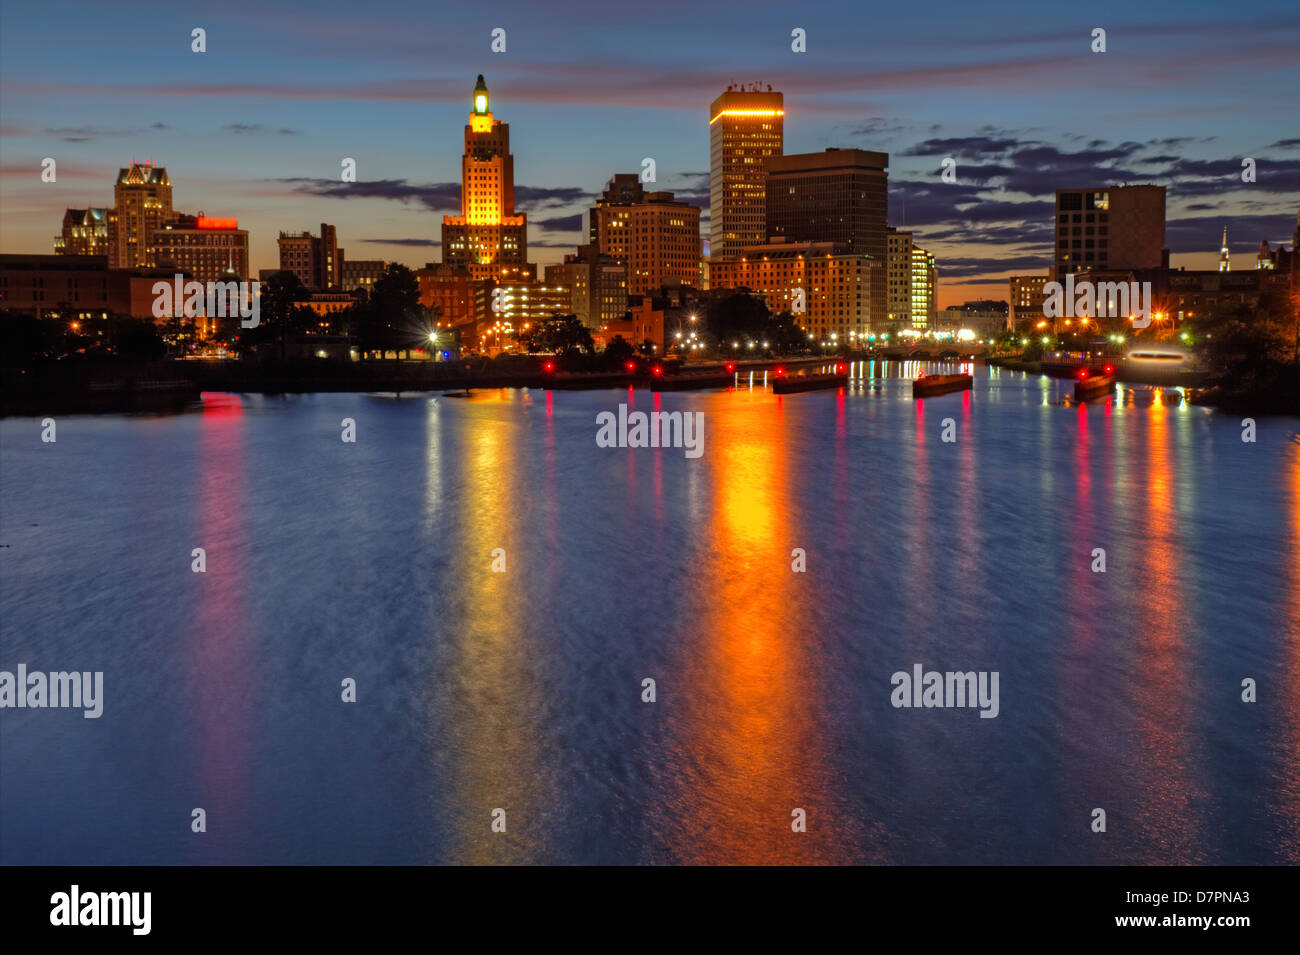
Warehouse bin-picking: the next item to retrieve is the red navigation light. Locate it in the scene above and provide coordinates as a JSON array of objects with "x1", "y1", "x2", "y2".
[
  {"x1": 836, "y1": 363, "x2": 846, "y2": 374},
  {"x1": 195, "y1": 216, "x2": 238, "y2": 230},
  {"x1": 774, "y1": 366, "x2": 786, "y2": 377},
  {"x1": 625, "y1": 361, "x2": 635, "y2": 372},
  {"x1": 725, "y1": 361, "x2": 735, "y2": 373},
  {"x1": 651, "y1": 365, "x2": 663, "y2": 377},
  {"x1": 542, "y1": 361, "x2": 555, "y2": 373},
  {"x1": 1104, "y1": 364, "x2": 1114, "y2": 375},
  {"x1": 1077, "y1": 368, "x2": 1088, "y2": 379}
]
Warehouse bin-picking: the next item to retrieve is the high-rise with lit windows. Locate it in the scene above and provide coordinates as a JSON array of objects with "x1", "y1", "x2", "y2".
[
  {"x1": 709, "y1": 240, "x2": 876, "y2": 341},
  {"x1": 442, "y1": 75, "x2": 527, "y2": 271},
  {"x1": 590, "y1": 175, "x2": 701, "y2": 297},
  {"x1": 709, "y1": 84, "x2": 783, "y2": 262},
  {"x1": 886, "y1": 227, "x2": 915, "y2": 327},
  {"x1": 910, "y1": 247, "x2": 937, "y2": 330},
  {"x1": 154, "y1": 214, "x2": 249, "y2": 283},
  {"x1": 110, "y1": 162, "x2": 172, "y2": 270},
  {"x1": 55, "y1": 208, "x2": 110, "y2": 257}
]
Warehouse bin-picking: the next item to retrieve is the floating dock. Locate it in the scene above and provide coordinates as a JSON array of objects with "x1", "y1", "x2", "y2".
[
  {"x1": 912, "y1": 373, "x2": 972, "y2": 398},
  {"x1": 772, "y1": 371, "x2": 848, "y2": 394},
  {"x1": 1073, "y1": 373, "x2": 1115, "y2": 402},
  {"x1": 650, "y1": 372, "x2": 736, "y2": 391}
]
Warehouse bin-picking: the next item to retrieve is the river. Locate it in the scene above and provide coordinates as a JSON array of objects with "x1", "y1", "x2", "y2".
[{"x1": 2, "y1": 363, "x2": 1297, "y2": 864}]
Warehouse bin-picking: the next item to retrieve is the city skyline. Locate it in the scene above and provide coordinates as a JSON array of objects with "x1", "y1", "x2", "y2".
[{"x1": 1, "y1": 0, "x2": 1298, "y2": 308}]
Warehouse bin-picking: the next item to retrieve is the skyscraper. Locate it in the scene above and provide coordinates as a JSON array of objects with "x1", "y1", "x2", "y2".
[
  {"x1": 442, "y1": 75, "x2": 527, "y2": 272},
  {"x1": 709, "y1": 84, "x2": 783, "y2": 262},
  {"x1": 766, "y1": 148, "x2": 888, "y2": 324},
  {"x1": 110, "y1": 162, "x2": 172, "y2": 270}
]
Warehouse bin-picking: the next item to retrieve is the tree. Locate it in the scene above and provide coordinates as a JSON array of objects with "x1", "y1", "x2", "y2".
[
  {"x1": 708, "y1": 291, "x2": 809, "y2": 355},
  {"x1": 112, "y1": 318, "x2": 166, "y2": 362},
  {"x1": 521, "y1": 315, "x2": 594, "y2": 356},
  {"x1": 0, "y1": 313, "x2": 60, "y2": 364},
  {"x1": 602, "y1": 335, "x2": 635, "y2": 367},
  {"x1": 259, "y1": 271, "x2": 306, "y2": 327},
  {"x1": 1189, "y1": 285, "x2": 1300, "y2": 411},
  {"x1": 358, "y1": 264, "x2": 423, "y2": 355},
  {"x1": 708, "y1": 290, "x2": 768, "y2": 343}
]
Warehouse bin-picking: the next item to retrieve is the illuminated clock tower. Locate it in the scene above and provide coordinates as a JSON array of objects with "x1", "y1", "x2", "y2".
[{"x1": 442, "y1": 75, "x2": 527, "y2": 273}]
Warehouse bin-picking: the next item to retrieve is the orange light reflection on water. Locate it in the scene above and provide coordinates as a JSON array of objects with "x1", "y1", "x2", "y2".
[{"x1": 670, "y1": 390, "x2": 840, "y2": 863}]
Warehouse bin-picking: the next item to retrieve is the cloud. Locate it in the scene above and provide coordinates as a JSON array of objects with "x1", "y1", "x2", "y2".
[
  {"x1": 514, "y1": 186, "x2": 591, "y2": 210},
  {"x1": 223, "y1": 123, "x2": 300, "y2": 135},
  {"x1": 849, "y1": 117, "x2": 909, "y2": 139},
  {"x1": 39, "y1": 124, "x2": 170, "y2": 142},
  {"x1": 273, "y1": 177, "x2": 461, "y2": 211},
  {"x1": 534, "y1": 213, "x2": 583, "y2": 231},
  {"x1": 357, "y1": 237, "x2": 438, "y2": 247},
  {"x1": 937, "y1": 255, "x2": 1058, "y2": 278}
]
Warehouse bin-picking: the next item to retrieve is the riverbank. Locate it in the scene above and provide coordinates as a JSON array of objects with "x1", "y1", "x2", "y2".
[
  {"x1": 1, "y1": 356, "x2": 848, "y2": 415},
  {"x1": 6, "y1": 354, "x2": 1295, "y2": 416}
]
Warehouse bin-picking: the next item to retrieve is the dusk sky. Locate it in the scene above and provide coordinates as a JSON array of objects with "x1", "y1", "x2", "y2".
[{"x1": 2, "y1": 0, "x2": 1296, "y2": 307}]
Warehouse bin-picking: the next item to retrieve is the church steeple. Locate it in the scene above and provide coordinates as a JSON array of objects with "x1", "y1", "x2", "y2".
[{"x1": 1218, "y1": 226, "x2": 1230, "y2": 272}]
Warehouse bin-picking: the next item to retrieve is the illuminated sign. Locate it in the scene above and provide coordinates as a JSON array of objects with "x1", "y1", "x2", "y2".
[
  {"x1": 196, "y1": 216, "x2": 238, "y2": 230},
  {"x1": 709, "y1": 109, "x2": 784, "y2": 125}
]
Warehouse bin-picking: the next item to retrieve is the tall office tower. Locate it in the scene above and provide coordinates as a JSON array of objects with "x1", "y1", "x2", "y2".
[
  {"x1": 1053, "y1": 184, "x2": 1165, "y2": 276},
  {"x1": 765, "y1": 148, "x2": 889, "y2": 324},
  {"x1": 55, "y1": 208, "x2": 110, "y2": 256},
  {"x1": 110, "y1": 162, "x2": 173, "y2": 269},
  {"x1": 442, "y1": 75, "x2": 527, "y2": 269},
  {"x1": 590, "y1": 175, "x2": 701, "y2": 296},
  {"x1": 277, "y1": 224, "x2": 340, "y2": 289},
  {"x1": 709, "y1": 83, "x2": 783, "y2": 261},
  {"x1": 886, "y1": 227, "x2": 915, "y2": 327}
]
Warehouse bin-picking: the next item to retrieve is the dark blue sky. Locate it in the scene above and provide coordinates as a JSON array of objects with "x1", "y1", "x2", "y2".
[{"x1": 2, "y1": 0, "x2": 1296, "y2": 305}]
